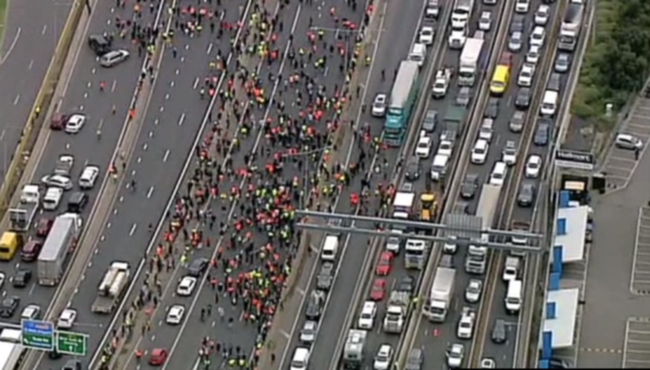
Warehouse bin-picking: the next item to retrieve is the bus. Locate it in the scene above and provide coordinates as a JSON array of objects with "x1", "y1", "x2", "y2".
[
  {"x1": 405, "y1": 238, "x2": 428, "y2": 269},
  {"x1": 489, "y1": 52, "x2": 512, "y2": 96},
  {"x1": 384, "y1": 60, "x2": 420, "y2": 146}
]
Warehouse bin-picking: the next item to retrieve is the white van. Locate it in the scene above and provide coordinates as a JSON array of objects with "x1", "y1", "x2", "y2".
[
  {"x1": 409, "y1": 43, "x2": 427, "y2": 67},
  {"x1": 488, "y1": 161, "x2": 508, "y2": 186},
  {"x1": 505, "y1": 279, "x2": 523, "y2": 313},
  {"x1": 290, "y1": 347, "x2": 310, "y2": 370},
  {"x1": 540, "y1": 90, "x2": 558, "y2": 117},
  {"x1": 321, "y1": 235, "x2": 339, "y2": 261},
  {"x1": 430, "y1": 154, "x2": 449, "y2": 181}
]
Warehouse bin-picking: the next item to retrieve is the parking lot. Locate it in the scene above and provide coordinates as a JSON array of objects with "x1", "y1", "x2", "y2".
[
  {"x1": 630, "y1": 207, "x2": 650, "y2": 295},
  {"x1": 600, "y1": 98, "x2": 650, "y2": 191},
  {"x1": 623, "y1": 317, "x2": 650, "y2": 368}
]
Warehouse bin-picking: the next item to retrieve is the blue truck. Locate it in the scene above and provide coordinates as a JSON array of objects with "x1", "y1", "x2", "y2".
[{"x1": 384, "y1": 60, "x2": 420, "y2": 146}]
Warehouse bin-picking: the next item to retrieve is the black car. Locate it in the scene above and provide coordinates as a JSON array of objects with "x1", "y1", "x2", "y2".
[
  {"x1": 460, "y1": 173, "x2": 479, "y2": 199},
  {"x1": 491, "y1": 319, "x2": 507, "y2": 344},
  {"x1": 405, "y1": 156, "x2": 421, "y2": 181},
  {"x1": 187, "y1": 258, "x2": 209, "y2": 277},
  {"x1": 67, "y1": 191, "x2": 88, "y2": 213},
  {"x1": 0, "y1": 296, "x2": 20, "y2": 318},
  {"x1": 397, "y1": 275, "x2": 415, "y2": 294},
  {"x1": 305, "y1": 290, "x2": 325, "y2": 320},
  {"x1": 405, "y1": 348, "x2": 424, "y2": 370},
  {"x1": 534, "y1": 120, "x2": 551, "y2": 146},
  {"x1": 515, "y1": 87, "x2": 531, "y2": 109},
  {"x1": 13, "y1": 269, "x2": 31, "y2": 288},
  {"x1": 316, "y1": 262, "x2": 335, "y2": 291},
  {"x1": 88, "y1": 34, "x2": 113, "y2": 56},
  {"x1": 517, "y1": 182, "x2": 536, "y2": 207},
  {"x1": 484, "y1": 98, "x2": 500, "y2": 119}
]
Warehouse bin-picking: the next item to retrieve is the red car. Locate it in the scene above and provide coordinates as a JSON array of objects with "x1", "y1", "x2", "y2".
[
  {"x1": 370, "y1": 278, "x2": 386, "y2": 300},
  {"x1": 375, "y1": 251, "x2": 393, "y2": 276},
  {"x1": 148, "y1": 348, "x2": 168, "y2": 366},
  {"x1": 36, "y1": 218, "x2": 53, "y2": 237},
  {"x1": 50, "y1": 112, "x2": 68, "y2": 130}
]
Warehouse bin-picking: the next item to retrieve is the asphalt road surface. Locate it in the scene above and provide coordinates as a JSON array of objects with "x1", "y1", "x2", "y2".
[
  {"x1": 404, "y1": 0, "x2": 563, "y2": 368},
  {"x1": 0, "y1": 0, "x2": 72, "y2": 175},
  {"x1": 0, "y1": 0, "x2": 162, "y2": 368}
]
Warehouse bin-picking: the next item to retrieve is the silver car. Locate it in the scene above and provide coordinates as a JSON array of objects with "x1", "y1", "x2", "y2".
[
  {"x1": 299, "y1": 321, "x2": 318, "y2": 344},
  {"x1": 615, "y1": 133, "x2": 643, "y2": 150},
  {"x1": 99, "y1": 49, "x2": 130, "y2": 67},
  {"x1": 508, "y1": 31, "x2": 523, "y2": 52}
]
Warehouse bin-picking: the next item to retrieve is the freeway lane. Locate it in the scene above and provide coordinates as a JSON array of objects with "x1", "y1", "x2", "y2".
[
  {"x1": 0, "y1": 0, "x2": 158, "y2": 333},
  {"x1": 0, "y1": 0, "x2": 71, "y2": 170}
]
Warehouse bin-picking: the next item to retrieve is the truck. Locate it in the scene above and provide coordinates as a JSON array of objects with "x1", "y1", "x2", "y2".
[
  {"x1": 385, "y1": 60, "x2": 420, "y2": 146},
  {"x1": 92, "y1": 261, "x2": 131, "y2": 313},
  {"x1": 0, "y1": 328, "x2": 24, "y2": 370},
  {"x1": 558, "y1": 2, "x2": 584, "y2": 51},
  {"x1": 37, "y1": 213, "x2": 82, "y2": 286},
  {"x1": 451, "y1": 0, "x2": 474, "y2": 29},
  {"x1": 342, "y1": 329, "x2": 367, "y2": 369},
  {"x1": 444, "y1": 105, "x2": 467, "y2": 137},
  {"x1": 392, "y1": 191, "x2": 415, "y2": 220},
  {"x1": 383, "y1": 291, "x2": 410, "y2": 333},
  {"x1": 8, "y1": 184, "x2": 40, "y2": 232},
  {"x1": 424, "y1": 264, "x2": 456, "y2": 322},
  {"x1": 464, "y1": 184, "x2": 502, "y2": 274},
  {"x1": 418, "y1": 192, "x2": 438, "y2": 221},
  {"x1": 503, "y1": 256, "x2": 521, "y2": 281},
  {"x1": 465, "y1": 244, "x2": 487, "y2": 274},
  {"x1": 458, "y1": 37, "x2": 485, "y2": 86}
]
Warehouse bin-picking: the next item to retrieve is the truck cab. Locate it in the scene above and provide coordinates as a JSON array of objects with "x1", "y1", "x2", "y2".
[
  {"x1": 419, "y1": 193, "x2": 437, "y2": 221},
  {"x1": 465, "y1": 245, "x2": 487, "y2": 274},
  {"x1": 383, "y1": 291, "x2": 410, "y2": 333},
  {"x1": 9, "y1": 185, "x2": 41, "y2": 232}
]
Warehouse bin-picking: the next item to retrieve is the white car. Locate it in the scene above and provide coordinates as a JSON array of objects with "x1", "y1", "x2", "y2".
[
  {"x1": 437, "y1": 139, "x2": 453, "y2": 157},
  {"x1": 480, "y1": 358, "x2": 497, "y2": 368},
  {"x1": 54, "y1": 154, "x2": 74, "y2": 176},
  {"x1": 448, "y1": 28, "x2": 467, "y2": 49},
  {"x1": 21, "y1": 305, "x2": 41, "y2": 320},
  {"x1": 525, "y1": 154, "x2": 543, "y2": 178},
  {"x1": 79, "y1": 165, "x2": 100, "y2": 189},
  {"x1": 534, "y1": 4, "x2": 550, "y2": 25},
  {"x1": 415, "y1": 133, "x2": 433, "y2": 158},
  {"x1": 471, "y1": 139, "x2": 489, "y2": 165},
  {"x1": 166, "y1": 304, "x2": 185, "y2": 324},
  {"x1": 42, "y1": 187, "x2": 63, "y2": 211},
  {"x1": 447, "y1": 343, "x2": 465, "y2": 368},
  {"x1": 465, "y1": 279, "x2": 483, "y2": 303},
  {"x1": 373, "y1": 344, "x2": 393, "y2": 370},
  {"x1": 515, "y1": 0, "x2": 530, "y2": 13},
  {"x1": 176, "y1": 276, "x2": 197, "y2": 296},
  {"x1": 432, "y1": 69, "x2": 451, "y2": 98},
  {"x1": 526, "y1": 45, "x2": 541, "y2": 65},
  {"x1": 300, "y1": 320, "x2": 318, "y2": 344},
  {"x1": 529, "y1": 26, "x2": 546, "y2": 48},
  {"x1": 41, "y1": 174, "x2": 73, "y2": 190},
  {"x1": 419, "y1": 26, "x2": 435, "y2": 45},
  {"x1": 57, "y1": 308, "x2": 77, "y2": 329},
  {"x1": 457, "y1": 308, "x2": 476, "y2": 339},
  {"x1": 372, "y1": 93, "x2": 387, "y2": 117},
  {"x1": 443, "y1": 235, "x2": 457, "y2": 254},
  {"x1": 65, "y1": 114, "x2": 86, "y2": 134},
  {"x1": 502, "y1": 141, "x2": 517, "y2": 166},
  {"x1": 478, "y1": 11, "x2": 492, "y2": 31},
  {"x1": 517, "y1": 63, "x2": 535, "y2": 87},
  {"x1": 358, "y1": 301, "x2": 376, "y2": 329}
]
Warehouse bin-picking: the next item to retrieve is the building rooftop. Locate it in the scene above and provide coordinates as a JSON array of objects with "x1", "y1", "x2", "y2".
[
  {"x1": 552, "y1": 206, "x2": 590, "y2": 262},
  {"x1": 541, "y1": 288, "x2": 580, "y2": 349}
]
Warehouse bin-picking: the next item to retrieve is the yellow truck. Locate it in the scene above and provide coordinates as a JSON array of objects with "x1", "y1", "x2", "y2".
[{"x1": 419, "y1": 193, "x2": 438, "y2": 221}]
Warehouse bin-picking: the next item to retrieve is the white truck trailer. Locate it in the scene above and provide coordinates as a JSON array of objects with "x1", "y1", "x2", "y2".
[
  {"x1": 458, "y1": 37, "x2": 484, "y2": 86},
  {"x1": 8, "y1": 184, "x2": 40, "y2": 231},
  {"x1": 37, "y1": 213, "x2": 83, "y2": 286},
  {"x1": 383, "y1": 291, "x2": 410, "y2": 333},
  {"x1": 424, "y1": 265, "x2": 456, "y2": 322},
  {"x1": 92, "y1": 261, "x2": 131, "y2": 313},
  {"x1": 392, "y1": 191, "x2": 415, "y2": 219}
]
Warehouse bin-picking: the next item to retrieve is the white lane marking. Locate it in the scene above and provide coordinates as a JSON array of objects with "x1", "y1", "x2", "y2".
[
  {"x1": 13, "y1": 95, "x2": 20, "y2": 105},
  {"x1": 178, "y1": 113, "x2": 185, "y2": 126},
  {"x1": 28, "y1": 60, "x2": 34, "y2": 70},
  {"x1": 147, "y1": 187, "x2": 154, "y2": 199},
  {"x1": 42, "y1": 24, "x2": 48, "y2": 35},
  {"x1": 163, "y1": 149, "x2": 170, "y2": 162},
  {"x1": 111, "y1": 80, "x2": 117, "y2": 92},
  {"x1": 129, "y1": 223, "x2": 137, "y2": 236},
  {"x1": 207, "y1": 43, "x2": 213, "y2": 55},
  {"x1": 0, "y1": 27, "x2": 21, "y2": 65}
]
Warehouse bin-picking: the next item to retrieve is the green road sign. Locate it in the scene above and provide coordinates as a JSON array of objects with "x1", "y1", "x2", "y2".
[{"x1": 56, "y1": 331, "x2": 88, "y2": 356}]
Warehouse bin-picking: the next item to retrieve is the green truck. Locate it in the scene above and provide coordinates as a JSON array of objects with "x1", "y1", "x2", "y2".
[
  {"x1": 384, "y1": 61, "x2": 420, "y2": 146},
  {"x1": 443, "y1": 104, "x2": 467, "y2": 137}
]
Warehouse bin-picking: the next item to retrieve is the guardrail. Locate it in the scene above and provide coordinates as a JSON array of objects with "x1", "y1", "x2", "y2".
[{"x1": 0, "y1": 0, "x2": 84, "y2": 216}]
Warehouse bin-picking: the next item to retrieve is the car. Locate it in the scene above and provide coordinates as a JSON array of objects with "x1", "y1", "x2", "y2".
[
  {"x1": 374, "y1": 344, "x2": 394, "y2": 370},
  {"x1": 370, "y1": 278, "x2": 387, "y2": 301},
  {"x1": 529, "y1": 26, "x2": 546, "y2": 48},
  {"x1": 43, "y1": 187, "x2": 63, "y2": 211},
  {"x1": 21, "y1": 304, "x2": 41, "y2": 320},
  {"x1": 517, "y1": 182, "x2": 536, "y2": 207},
  {"x1": 448, "y1": 28, "x2": 467, "y2": 50},
  {"x1": 615, "y1": 133, "x2": 644, "y2": 150},
  {"x1": 0, "y1": 296, "x2": 20, "y2": 318},
  {"x1": 484, "y1": 98, "x2": 499, "y2": 119},
  {"x1": 446, "y1": 343, "x2": 465, "y2": 368},
  {"x1": 405, "y1": 348, "x2": 424, "y2": 370},
  {"x1": 515, "y1": 87, "x2": 531, "y2": 110},
  {"x1": 316, "y1": 262, "x2": 335, "y2": 291},
  {"x1": 99, "y1": 49, "x2": 130, "y2": 68},
  {"x1": 517, "y1": 63, "x2": 535, "y2": 87},
  {"x1": 509, "y1": 111, "x2": 525, "y2": 132},
  {"x1": 422, "y1": 110, "x2": 437, "y2": 132},
  {"x1": 64, "y1": 114, "x2": 86, "y2": 134},
  {"x1": 41, "y1": 174, "x2": 73, "y2": 190},
  {"x1": 187, "y1": 257, "x2": 209, "y2": 277},
  {"x1": 57, "y1": 308, "x2": 77, "y2": 329},
  {"x1": 166, "y1": 305, "x2": 185, "y2": 325},
  {"x1": 480, "y1": 358, "x2": 497, "y2": 368},
  {"x1": 478, "y1": 118, "x2": 493, "y2": 142},
  {"x1": 79, "y1": 165, "x2": 100, "y2": 189},
  {"x1": 176, "y1": 276, "x2": 198, "y2": 296},
  {"x1": 397, "y1": 275, "x2": 415, "y2": 294},
  {"x1": 358, "y1": 301, "x2": 377, "y2": 329},
  {"x1": 465, "y1": 279, "x2": 483, "y2": 303},
  {"x1": 88, "y1": 34, "x2": 112, "y2": 56},
  {"x1": 50, "y1": 112, "x2": 69, "y2": 130},
  {"x1": 404, "y1": 156, "x2": 421, "y2": 181},
  {"x1": 437, "y1": 138, "x2": 453, "y2": 157},
  {"x1": 526, "y1": 45, "x2": 541, "y2": 65},
  {"x1": 414, "y1": 133, "x2": 433, "y2": 158},
  {"x1": 460, "y1": 173, "x2": 479, "y2": 199},
  {"x1": 425, "y1": 3, "x2": 439, "y2": 18},
  {"x1": 471, "y1": 139, "x2": 490, "y2": 165},
  {"x1": 525, "y1": 154, "x2": 543, "y2": 178},
  {"x1": 67, "y1": 191, "x2": 88, "y2": 213},
  {"x1": 478, "y1": 11, "x2": 492, "y2": 31},
  {"x1": 305, "y1": 290, "x2": 325, "y2": 320},
  {"x1": 376, "y1": 251, "x2": 393, "y2": 275},
  {"x1": 432, "y1": 69, "x2": 451, "y2": 98},
  {"x1": 534, "y1": 120, "x2": 551, "y2": 146},
  {"x1": 554, "y1": 53, "x2": 571, "y2": 73},
  {"x1": 508, "y1": 31, "x2": 523, "y2": 52},
  {"x1": 456, "y1": 87, "x2": 471, "y2": 106},
  {"x1": 509, "y1": 14, "x2": 525, "y2": 34},
  {"x1": 457, "y1": 308, "x2": 476, "y2": 339},
  {"x1": 372, "y1": 93, "x2": 387, "y2": 117},
  {"x1": 483, "y1": 0, "x2": 497, "y2": 4},
  {"x1": 535, "y1": 4, "x2": 550, "y2": 25},
  {"x1": 36, "y1": 217, "x2": 54, "y2": 237},
  {"x1": 299, "y1": 320, "x2": 318, "y2": 344},
  {"x1": 54, "y1": 154, "x2": 74, "y2": 176},
  {"x1": 491, "y1": 319, "x2": 507, "y2": 344},
  {"x1": 13, "y1": 269, "x2": 32, "y2": 288},
  {"x1": 21, "y1": 240, "x2": 43, "y2": 262},
  {"x1": 419, "y1": 26, "x2": 435, "y2": 45},
  {"x1": 148, "y1": 348, "x2": 169, "y2": 366},
  {"x1": 61, "y1": 360, "x2": 81, "y2": 370},
  {"x1": 502, "y1": 141, "x2": 517, "y2": 166},
  {"x1": 385, "y1": 235, "x2": 401, "y2": 254},
  {"x1": 515, "y1": 0, "x2": 530, "y2": 13}
]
